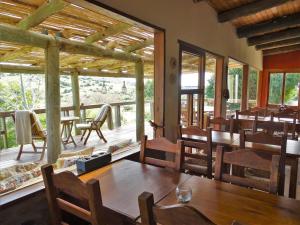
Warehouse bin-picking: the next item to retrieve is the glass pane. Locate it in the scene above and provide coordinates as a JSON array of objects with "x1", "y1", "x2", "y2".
[
  {"x1": 284, "y1": 73, "x2": 300, "y2": 106},
  {"x1": 227, "y1": 59, "x2": 243, "y2": 115},
  {"x1": 180, "y1": 94, "x2": 188, "y2": 126},
  {"x1": 204, "y1": 54, "x2": 216, "y2": 116},
  {"x1": 248, "y1": 68, "x2": 258, "y2": 108},
  {"x1": 180, "y1": 94, "x2": 200, "y2": 126},
  {"x1": 181, "y1": 52, "x2": 199, "y2": 90},
  {"x1": 268, "y1": 73, "x2": 283, "y2": 105}
]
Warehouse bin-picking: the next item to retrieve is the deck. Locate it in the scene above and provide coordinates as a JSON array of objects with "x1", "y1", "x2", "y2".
[{"x1": 0, "y1": 123, "x2": 152, "y2": 166}]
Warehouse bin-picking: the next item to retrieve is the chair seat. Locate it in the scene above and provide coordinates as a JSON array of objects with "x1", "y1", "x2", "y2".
[{"x1": 76, "y1": 123, "x2": 91, "y2": 129}]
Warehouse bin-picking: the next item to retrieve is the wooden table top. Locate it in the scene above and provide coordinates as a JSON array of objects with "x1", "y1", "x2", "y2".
[
  {"x1": 232, "y1": 139, "x2": 300, "y2": 158},
  {"x1": 158, "y1": 176, "x2": 300, "y2": 225},
  {"x1": 182, "y1": 131, "x2": 240, "y2": 146},
  {"x1": 79, "y1": 160, "x2": 191, "y2": 221}
]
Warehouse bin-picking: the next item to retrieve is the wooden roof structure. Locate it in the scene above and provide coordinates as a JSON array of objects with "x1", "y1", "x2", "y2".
[
  {"x1": 0, "y1": 0, "x2": 155, "y2": 78},
  {"x1": 202, "y1": 0, "x2": 300, "y2": 56}
]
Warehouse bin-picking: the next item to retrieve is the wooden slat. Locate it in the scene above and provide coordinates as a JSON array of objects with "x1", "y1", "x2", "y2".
[{"x1": 263, "y1": 44, "x2": 300, "y2": 56}]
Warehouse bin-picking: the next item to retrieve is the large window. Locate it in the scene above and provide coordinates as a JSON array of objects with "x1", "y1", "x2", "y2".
[
  {"x1": 268, "y1": 72, "x2": 300, "y2": 105},
  {"x1": 204, "y1": 54, "x2": 216, "y2": 116}
]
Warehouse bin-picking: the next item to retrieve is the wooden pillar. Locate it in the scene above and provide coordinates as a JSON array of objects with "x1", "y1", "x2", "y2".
[
  {"x1": 241, "y1": 64, "x2": 249, "y2": 111},
  {"x1": 45, "y1": 42, "x2": 61, "y2": 163},
  {"x1": 71, "y1": 71, "x2": 81, "y2": 135},
  {"x1": 114, "y1": 105, "x2": 121, "y2": 128},
  {"x1": 214, "y1": 56, "x2": 225, "y2": 118},
  {"x1": 154, "y1": 31, "x2": 165, "y2": 137},
  {"x1": 221, "y1": 57, "x2": 229, "y2": 117},
  {"x1": 135, "y1": 61, "x2": 144, "y2": 141},
  {"x1": 1, "y1": 117, "x2": 8, "y2": 148}
]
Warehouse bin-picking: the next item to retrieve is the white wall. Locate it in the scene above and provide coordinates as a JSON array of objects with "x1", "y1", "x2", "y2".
[{"x1": 92, "y1": 0, "x2": 263, "y2": 140}]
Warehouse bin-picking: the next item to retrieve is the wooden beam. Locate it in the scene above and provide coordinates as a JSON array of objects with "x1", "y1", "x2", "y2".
[
  {"x1": 218, "y1": 0, "x2": 289, "y2": 23},
  {"x1": 0, "y1": 63, "x2": 153, "y2": 78},
  {"x1": 0, "y1": 47, "x2": 40, "y2": 62},
  {"x1": 241, "y1": 65, "x2": 249, "y2": 111},
  {"x1": 263, "y1": 44, "x2": 300, "y2": 56},
  {"x1": 17, "y1": 0, "x2": 68, "y2": 30},
  {"x1": 125, "y1": 39, "x2": 154, "y2": 53},
  {"x1": 0, "y1": 24, "x2": 142, "y2": 62},
  {"x1": 256, "y1": 37, "x2": 300, "y2": 50},
  {"x1": 248, "y1": 27, "x2": 300, "y2": 46},
  {"x1": 135, "y1": 61, "x2": 144, "y2": 141},
  {"x1": 45, "y1": 42, "x2": 61, "y2": 163},
  {"x1": 154, "y1": 31, "x2": 164, "y2": 137},
  {"x1": 0, "y1": 23, "x2": 49, "y2": 48},
  {"x1": 237, "y1": 12, "x2": 300, "y2": 38},
  {"x1": 85, "y1": 23, "x2": 131, "y2": 44}
]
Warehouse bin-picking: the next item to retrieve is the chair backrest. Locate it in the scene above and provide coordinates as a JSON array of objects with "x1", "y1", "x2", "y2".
[
  {"x1": 215, "y1": 147, "x2": 280, "y2": 194},
  {"x1": 178, "y1": 125, "x2": 208, "y2": 138},
  {"x1": 235, "y1": 110, "x2": 258, "y2": 120},
  {"x1": 30, "y1": 111, "x2": 46, "y2": 138},
  {"x1": 94, "y1": 104, "x2": 112, "y2": 129},
  {"x1": 206, "y1": 116, "x2": 234, "y2": 134},
  {"x1": 271, "y1": 108, "x2": 298, "y2": 121},
  {"x1": 180, "y1": 128, "x2": 213, "y2": 178},
  {"x1": 41, "y1": 164, "x2": 106, "y2": 225},
  {"x1": 140, "y1": 135, "x2": 182, "y2": 170},
  {"x1": 252, "y1": 120, "x2": 286, "y2": 135},
  {"x1": 138, "y1": 192, "x2": 216, "y2": 225},
  {"x1": 249, "y1": 107, "x2": 269, "y2": 117}
]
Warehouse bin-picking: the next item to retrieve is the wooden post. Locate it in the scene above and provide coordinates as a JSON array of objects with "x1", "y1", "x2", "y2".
[
  {"x1": 71, "y1": 71, "x2": 81, "y2": 135},
  {"x1": 154, "y1": 31, "x2": 164, "y2": 137},
  {"x1": 114, "y1": 105, "x2": 121, "y2": 128},
  {"x1": 241, "y1": 65, "x2": 249, "y2": 111},
  {"x1": 214, "y1": 56, "x2": 225, "y2": 118},
  {"x1": 45, "y1": 42, "x2": 61, "y2": 163},
  {"x1": 1, "y1": 117, "x2": 8, "y2": 148},
  {"x1": 136, "y1": 61, "x2": 144, "y2": 141}
]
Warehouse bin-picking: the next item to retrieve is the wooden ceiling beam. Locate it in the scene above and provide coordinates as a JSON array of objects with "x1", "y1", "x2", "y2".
[
  {"x1": 256, "y1": 37, "x2": 300, "y2": 50},
  {"x1": 237, "y1": 12, "x2": 300, "y2": 38},
  {"x1": 0, "y1": 63, "x2": 153, "y2": 78},
  {"x1": 125, "y1": 39, "x2": 154, "y2": 53},
  {"x1": 263, "y1": 44, "x2": 300, "y2": 56},
  {"x1": 218, "y1": 0, "x2": 289, "y2": 23},
  {"x1": 0, "y1": 23, "x2": 141, "y2": 62},
  {"x1": 85, "y1": 23, "x2": 131, "y2": 44},
  {"x1": 248, "y1": 27, "x2": 300, "y2": 46},
  {"x1": 17, "y1": 0, "x2": 69, "y2": 30}
]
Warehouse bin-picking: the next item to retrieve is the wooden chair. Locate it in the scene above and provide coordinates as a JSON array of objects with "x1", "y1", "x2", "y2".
[
  {"x1": 239, "y1": 130, "x2": 287, "y2": 195},
  {"x1": 13, "y1": 111, "x2": 47, "y2": 160},
  {"x1": 138, "y1": 191, "x2": 216, "y2": 225},
  {"x1": 179, "y1": 127, "x2": 213, "y2": 179},
  {"x1": 76, "y1": 104, "x2": 112, "y2": 145},
  {"x1": 140, "y1": 135, "x2": 183, "y2": 171},
  {"x1": 41, "y1": 164, "x2": 106, "y2": 225},
  {"x1": 235, "y1": 109, "x2": 258, "y2": 120},
  {"x1": 252, "y1": 119, "x2": 296, "y2": 140},
  {"x1": 249, "y1": 107, "x2": 269, "y2": 117},
  {"x1": 215, "y1": 146, "x2": 280, "y2": 194},
  {"x1": 138, "y1": 192, "x2": 242, "y2": 225},
  {"x1": 206, "y1": 116, "x2": 234, "y2": 134}
]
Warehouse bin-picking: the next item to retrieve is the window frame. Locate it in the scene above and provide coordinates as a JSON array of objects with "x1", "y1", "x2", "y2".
[{"x1": 267, "y1": 71, "x2": 300, "y2": 106}]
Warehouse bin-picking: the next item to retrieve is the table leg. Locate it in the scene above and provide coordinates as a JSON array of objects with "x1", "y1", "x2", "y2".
[
  {"x1": 287, "y1": 157, "x2": 298, "y2": 199},
  {"x1": 67, "y1": 122, "x2": 77, "y2": 146}
]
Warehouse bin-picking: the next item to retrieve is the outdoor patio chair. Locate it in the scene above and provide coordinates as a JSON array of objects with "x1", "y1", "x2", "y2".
[
  {"x1": 76, "y1": 104, "x2": 113, "y2": 145},
  {"x1": 13, "y1": 111, "x2": 47, "y2": 161}
]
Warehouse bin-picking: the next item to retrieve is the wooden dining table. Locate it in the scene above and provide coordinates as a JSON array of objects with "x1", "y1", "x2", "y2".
[
  {"x1": 158, "y1": 176, "x2": 300, "y2": 225},
  {"x1": 79, "y1": 159, "x2": 191, "y2": 222},
  {"x1": 79, "y1": 159, "x2": 300, "y2": 225},
  {"x1": 182, "y1": 130, "x2": 240, "y2": 148}
]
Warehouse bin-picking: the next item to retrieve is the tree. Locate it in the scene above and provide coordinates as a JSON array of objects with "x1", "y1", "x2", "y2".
[{"x1": 144, "y1": 79, "x2": 154, "y2": 100}]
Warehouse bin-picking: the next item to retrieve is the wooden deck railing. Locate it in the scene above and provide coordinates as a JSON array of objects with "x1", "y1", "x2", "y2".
[{"x1": 0, "y1": 101, "x2": 153, "y2": 149}]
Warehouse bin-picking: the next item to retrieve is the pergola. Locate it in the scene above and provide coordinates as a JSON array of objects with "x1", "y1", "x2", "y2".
[{"x1": 0, "y1": 0, "x2": 157, "y2": 163}]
